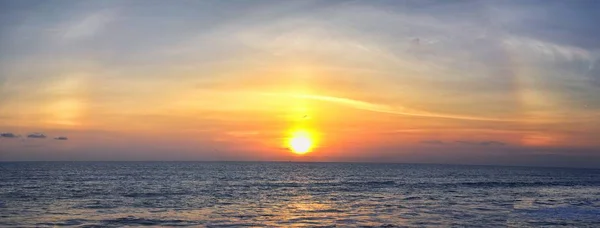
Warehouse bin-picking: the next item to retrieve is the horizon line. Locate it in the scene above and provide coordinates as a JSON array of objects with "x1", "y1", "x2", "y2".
[{"x1": 0, "y1": 160, "x2": 598, "y2": 170}]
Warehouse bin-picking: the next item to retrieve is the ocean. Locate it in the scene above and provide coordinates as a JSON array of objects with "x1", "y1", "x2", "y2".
[{"x1": 1, "y1": 162, "x2": 599, "y2": 227}]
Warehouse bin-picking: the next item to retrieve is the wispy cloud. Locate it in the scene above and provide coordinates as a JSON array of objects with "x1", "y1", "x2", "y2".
[
  {"x1": 502, "y1": 36, "x2": 593, "y2": 62},
  {"x1": 60, "y1": 10, "x2": 115, "y2": 40},
  {"x1": 265, "y1": 93, "x2": 517, "y2": 122}
]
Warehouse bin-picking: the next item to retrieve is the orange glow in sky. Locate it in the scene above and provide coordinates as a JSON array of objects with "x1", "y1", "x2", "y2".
[{"x1": 1, "y1": 1, "x2": 600, "y2": 167}]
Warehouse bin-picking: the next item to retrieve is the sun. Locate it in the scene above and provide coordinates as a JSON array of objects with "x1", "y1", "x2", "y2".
[
  {"x1": 288, "y1": 130, "x2": 314, "y2": 155},
  {"x1": 290, "y1": 136, "x2": 311, "y2": 154}
]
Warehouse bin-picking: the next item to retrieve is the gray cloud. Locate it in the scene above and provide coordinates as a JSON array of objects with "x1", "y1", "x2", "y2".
[
  {"x1": 456, "y1": 140, "x2": 506, "y2": 146},
  {"x1": 1, "y1": 132, "x2": 19, "y2": 138},
  {"x1": 480, "y1": 141, "x2": 507, "y2": 146},
  {"x1": 54, "y1": 136, "x2": 68, "y2": 140},
  {"x1": 421, "y1": 140, "x2": 446, "y2": 145},
  {"x1": 27, "y1": 133, "x2": 47, "y2": 139},
  {"x1": 455, "y1": 140, "x2": 475, "y2": 145},
  {"x1": 421, "y1": 140, "x2": 507, "y2": 146}
]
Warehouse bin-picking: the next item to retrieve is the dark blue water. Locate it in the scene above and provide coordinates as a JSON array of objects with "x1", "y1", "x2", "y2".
[{"x1": 1, "y1": 162, "x2": 600, "y2": 227}]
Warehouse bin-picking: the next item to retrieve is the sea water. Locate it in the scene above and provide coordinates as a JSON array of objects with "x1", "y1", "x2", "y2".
[{"x1": 1, "y1": 162, "x2": 599, "y2": 227}]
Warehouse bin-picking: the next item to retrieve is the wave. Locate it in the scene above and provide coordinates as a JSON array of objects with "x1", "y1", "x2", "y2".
[
  {"x1": 517, "y1": 207, "x2": 600, "y2": 220},
  {"x1": 342, "y1": 180, "x2": 396, "y2": 186},
  {"x1": 403, "y1": 196, "x2": 422, "y2": 200},
  {"x1": 81, "y1": 204, "x2": 118, "y2": 209},
  {"x1": 36, "y1": 219, "x2": 89, "y2": 226},
  {"x1": 101, "y1": 216, "x2": 198, "y2": 226},
  {"x1": 219, "y1": 180, "x2": 600, "y2": 191},
  {"x1": 453, "y1": 181, "x2": 600, "y2": 188},
  {"x1": 399, "y1": 180, "x2": 600, "y2": 189},
  {"x1": 309, "y1": 209, "x2": 345, "y2": 213},
  {"x1": 122, "y1": 192, "x2": 169, "y2": 198}
]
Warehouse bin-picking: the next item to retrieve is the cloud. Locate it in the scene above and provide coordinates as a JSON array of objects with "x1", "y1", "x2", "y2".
[
  {"x1": 420, "y1": 140, "x2": 507, "y2": 146},
  {"x1": 480, "y1": 141, "x2": 507, "y2": 146},
  {"x1": 421, "y1": 140, "x2": 446, "y2": 145},
  {"x1": 1, "y1": 132, "x2": 19, "y2": 138},
  {"x1": 456, "y1": 140, "x2": 507, "y2": 146},
  {"x1": 502, "y1": 36, "x2": 593, "y2": 62},
  {"x1": 27, "y1": 133, "x2": 47, "y2": 139},
  {"x1": 264, "y1": 93, "x2": 517, "y2": 122},
  {"x1": 455, "y1": 140, "x2": 473, "y2": 145},
  {"x1": 586, "y1": 57, "x2": 600, "y2": 87},
  {"x1": 54, "y1": 136, "x2": 68, "y2": 140},
  {"x1": 61, "y1": 10, "x2": 115, "y2": 40}
]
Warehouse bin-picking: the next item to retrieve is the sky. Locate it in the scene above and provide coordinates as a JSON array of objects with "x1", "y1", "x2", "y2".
[{"x1": 1, "y1": 0, "x2": 599, "y2": 167}]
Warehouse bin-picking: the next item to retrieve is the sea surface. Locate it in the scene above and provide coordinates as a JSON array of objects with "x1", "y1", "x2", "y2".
[{"x1": 1, "y1": 162, "x2": 600, "y2": 227}]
